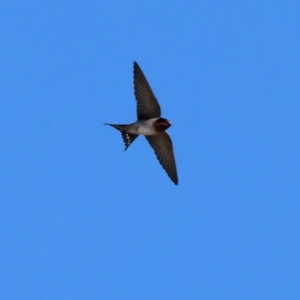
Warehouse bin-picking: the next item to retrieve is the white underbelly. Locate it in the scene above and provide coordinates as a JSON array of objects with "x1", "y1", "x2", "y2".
[
  {"x1": 136, "y1": 119, "x2": 157, "y2": 135},
  {"x1": 138, "y1": 126, "x2": 156, "y2": 135}
]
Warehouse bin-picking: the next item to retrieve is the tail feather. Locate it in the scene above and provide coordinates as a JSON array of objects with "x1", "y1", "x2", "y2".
[
  {"x1": 104, "y1": 123, "x2": 127, "y2": 131},
  {"x1": 104, "y1": 123, "x2": 139, "y2": 151}
]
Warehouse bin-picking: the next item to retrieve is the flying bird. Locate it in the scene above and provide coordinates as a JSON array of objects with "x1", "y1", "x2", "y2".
[{"x1": 104, "y1": 62, "x2": 178, "y2": 185}]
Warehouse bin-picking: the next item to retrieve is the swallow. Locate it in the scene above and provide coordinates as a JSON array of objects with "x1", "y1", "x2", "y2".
[{"x1": 104, "y1": 62, "x2": 178, "y2": 185}]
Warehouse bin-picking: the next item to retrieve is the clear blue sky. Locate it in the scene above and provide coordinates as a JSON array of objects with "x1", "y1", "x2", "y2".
[{"x1": 1, "y1": 1, "x2": 299, "y2": 299}]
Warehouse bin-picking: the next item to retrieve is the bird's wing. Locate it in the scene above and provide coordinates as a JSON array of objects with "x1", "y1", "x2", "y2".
[
  {"x1": 133, "y1": 62, "x2": 161, "y2": 120},
  {"x1": 146, "y1": 132, "x2": 178, "y2": 185}
]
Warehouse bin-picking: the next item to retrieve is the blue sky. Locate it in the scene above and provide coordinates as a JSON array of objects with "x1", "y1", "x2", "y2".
[{"x1": 1, "y1": 1, "x2": 299, "y2": 299}]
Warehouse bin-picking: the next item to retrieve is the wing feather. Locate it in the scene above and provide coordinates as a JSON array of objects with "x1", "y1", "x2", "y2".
[
  {"x1": 146, "y1": 132, "x2": 178, "y2": 185},
  {"x1": 133, "y1": 62, "x2": 161, "y2": 120}
]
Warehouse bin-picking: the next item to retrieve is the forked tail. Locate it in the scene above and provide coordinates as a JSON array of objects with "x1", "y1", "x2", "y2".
[
  {"x1": 104, "y1": 123, "x2": 138, "y2": 151},
  {"x1": 104, "y1": 123, "x2": 128, "y2": 131}
]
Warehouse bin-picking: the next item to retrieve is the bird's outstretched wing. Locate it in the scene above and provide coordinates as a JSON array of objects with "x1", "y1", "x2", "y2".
[
  {"x1": 146, "y1": 132, "x2": 178, "y2": 185},
  {"x1": 133, "y1": 62, "x2": 161, "y2": 120}
]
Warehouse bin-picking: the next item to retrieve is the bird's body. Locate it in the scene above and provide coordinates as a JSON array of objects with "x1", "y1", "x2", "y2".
[
  {"x1": 104, "y1": 62, "x2": 178, "y2": 185},
  {"x1": 105, "y1": 117, "x2": 169, "y2": 135}
]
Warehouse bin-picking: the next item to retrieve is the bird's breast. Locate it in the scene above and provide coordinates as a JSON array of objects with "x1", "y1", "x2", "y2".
[{"x1": 136, "y1": 119, "x2": 157, "y2": 135}]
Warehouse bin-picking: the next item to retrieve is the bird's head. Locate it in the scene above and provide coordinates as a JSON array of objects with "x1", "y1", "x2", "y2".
[{"x1": 154, "y1": 117, "x2": 172, "y2": 131}]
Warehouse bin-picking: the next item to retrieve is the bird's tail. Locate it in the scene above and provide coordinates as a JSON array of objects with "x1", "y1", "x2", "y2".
[
  {"x1": 104, "y1": 123, "x2": 139, "y2": 151},
  {"x1": 104, "y1": 123, "x2": 127, "y2": 131}
]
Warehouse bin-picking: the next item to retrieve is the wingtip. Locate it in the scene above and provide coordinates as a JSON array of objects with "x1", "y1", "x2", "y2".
[{"x1": 133, "y1": 61, "x2": 139, "y2": 68}]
